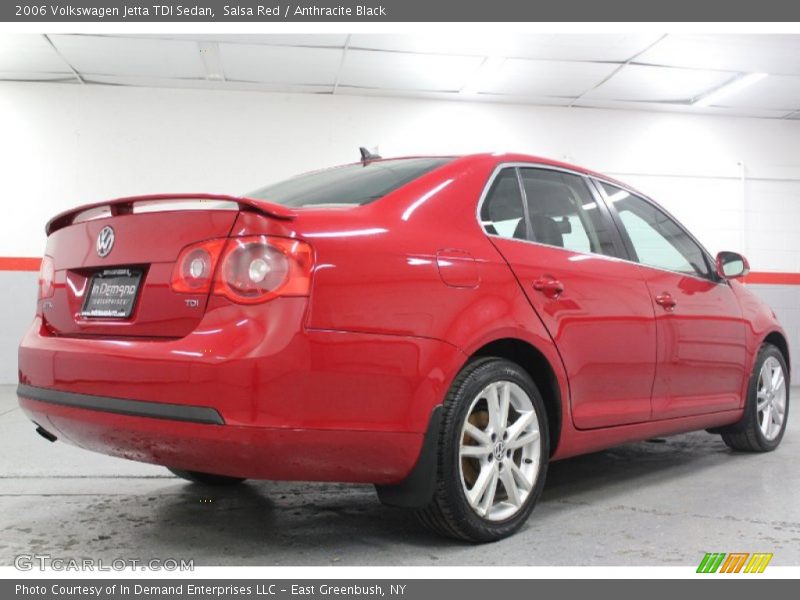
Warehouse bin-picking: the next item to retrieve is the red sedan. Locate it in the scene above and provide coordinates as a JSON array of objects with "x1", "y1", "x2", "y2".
[{"x1": 18, "y1": 152, "x2": 790, "y2": 541}]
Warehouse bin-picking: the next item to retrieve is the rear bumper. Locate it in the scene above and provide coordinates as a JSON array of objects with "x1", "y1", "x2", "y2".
[
  {"x1": 18, "y1": 384, "x2": 224, "y2": 424},
  {"x1": 18, "y1": 392, "x2": 423, "y2": 483},
  {"x1": 17, "y1": 303, "x2": 465, "y2": 483}
]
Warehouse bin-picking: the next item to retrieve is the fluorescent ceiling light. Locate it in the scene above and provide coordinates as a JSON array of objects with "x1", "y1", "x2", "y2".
[
  {"x1": 198, "y1": 41, "x2": 225, "y2": 82},
  {"x1": 693, "y1": 72, "x2": 768, "y2": 107}
]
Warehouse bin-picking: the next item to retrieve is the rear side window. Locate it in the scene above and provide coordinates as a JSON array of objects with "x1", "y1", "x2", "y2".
[
  {"x1": 480, "y1": 169, "x2": 525, "y2": 239},
  {"x1": 481, "y1": 167, "x2": 618, "y2": 258},
  {"x1": 519, "y1": 168, "x2": 617, "y2": 256},
  {"x1": 247, "y1": 157, "x2": 453, "y2": 207},
  {"x1": 599, "y1": 182, "x2": 711, "y2": 278}
]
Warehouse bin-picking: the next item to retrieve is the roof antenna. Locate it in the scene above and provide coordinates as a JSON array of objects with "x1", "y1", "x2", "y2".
[{"x1": 359, "y1": 146, "x2": 381, "y2": 165}]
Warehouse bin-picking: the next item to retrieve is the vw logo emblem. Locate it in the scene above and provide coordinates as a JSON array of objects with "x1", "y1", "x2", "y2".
[
  {"x1": 493, "y1": 441, "x2": 506, "y2": 462},
  {"x1": 96, "y1": 226, "x2": 115, "y2": 258}
]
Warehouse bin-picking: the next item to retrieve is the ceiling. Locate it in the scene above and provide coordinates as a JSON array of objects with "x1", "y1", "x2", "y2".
[{"x1": 1, "y1": 33, "x2": 799, "y2": 119}]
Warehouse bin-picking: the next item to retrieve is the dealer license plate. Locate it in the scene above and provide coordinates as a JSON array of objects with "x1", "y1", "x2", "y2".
[{"x1": 81, "y1": 268, "x2": 143, "y2": 319}]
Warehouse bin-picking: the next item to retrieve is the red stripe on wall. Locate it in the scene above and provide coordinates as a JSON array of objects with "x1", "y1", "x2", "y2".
[
  {"x1": 743, "y1": 272, "x2": 800, "y2": 285},
  {"x1": 0, "y1": 257, "x2": 41, "y2": 272},
  {"x1": 0, "y1": 257, "x2": 799, "y2": 285}
]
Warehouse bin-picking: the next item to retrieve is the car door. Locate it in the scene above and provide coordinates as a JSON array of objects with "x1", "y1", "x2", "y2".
[
  {"x1": 595, "y1": 181, "x2": 748, "y2": 419},
  {"x1": 480, "y1": 166, "x2": 658, "y2": 429}
]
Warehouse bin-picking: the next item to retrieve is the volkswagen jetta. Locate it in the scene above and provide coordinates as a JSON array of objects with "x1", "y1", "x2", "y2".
[{"x1": 18, "y1": 152, "x2": 790, "y2": 541}]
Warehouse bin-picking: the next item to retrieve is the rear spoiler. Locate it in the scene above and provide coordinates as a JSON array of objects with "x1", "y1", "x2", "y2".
[{"x1": 45, "y1": 193, "x2": 296, "y2": 235}]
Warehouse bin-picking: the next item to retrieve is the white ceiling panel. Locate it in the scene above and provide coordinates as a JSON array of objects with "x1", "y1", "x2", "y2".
[
  {"x1": 83, "y1": 74, "x2": 333, "y2": 95},
  {"x1": 636, "y1": 34, "x2": 800, "y2": 77},
  {"x1": 125, "y1": 34, "x2": 349, "y2": 49},
  {"x1": 469, "y1": 93, "x2": 575, "y2": 107},
  {"x1": 50, "y1": 35, "x2": 205, "y2": 79},
  {"x1": 334, "y1": 85, "x2": 575, "y2": 107},
  {"x1": 3, "y1": 33, "x2": 799, "y2": 120},
  {"x1": 338, "y1": 49, "x2": 483, "y2": 92},
  {"x1": 572, "y1": 97, "x2": 794, "y2": 119},
  {"x1": 349, "y1": 34, "x2": 662, "y2": 62},
  {"x1": 707, "y1": 74, "x2": 800, "y2": 111},
  {"x1": 0, "y1": 72, "x2": 76, "y2": 82},
  {"x1": 0, "y1": 34, "x2": 70, "y2": 75},
  {"x1": 514, "y1": 34, "x2": 663, "y2": 62},
  {"x1": 583, "y1": 64, "x2": 733, "y2": 103},
  {"x1": 476, "y1": 59, "x2": 617, "y2": 98},
  {"x1": 220, "y1": 43, "x2": 342, "y2": 85}
]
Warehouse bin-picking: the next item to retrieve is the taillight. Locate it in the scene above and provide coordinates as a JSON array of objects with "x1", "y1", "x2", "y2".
[
  {"x1": 171, "y1": 236, "x2": 313, "y2": 304},
  {"x1": 171, "y1": 239, "x2": 226, "y2": 293},
  {"x1": 38, "y1": 256, "x2": 54, "y2": 299},
  {"x1": 214, "y1": 236, "x2": 313, "y2": 304}
]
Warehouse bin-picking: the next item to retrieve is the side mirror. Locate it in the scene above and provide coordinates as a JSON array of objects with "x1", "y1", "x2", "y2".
[{"x1": 716, "y1": 251, "x2": 750, "y2": 280}]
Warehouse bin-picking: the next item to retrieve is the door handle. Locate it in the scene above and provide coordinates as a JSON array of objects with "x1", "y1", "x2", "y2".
[
  {"x1": 655, "y1": 292, "x2": 677, "y2": 311},
  {"x1": 533, "y1": 277, "x2": 565, "y2": 299}
]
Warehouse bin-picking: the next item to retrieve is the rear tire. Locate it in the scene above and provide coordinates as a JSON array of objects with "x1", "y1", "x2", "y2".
[
  {"x1": 417, "y1": 357, "x2": 549, "y2": 542},
  {"x1": 167, "y1": 467, "x2": 246, "y2": 486},
  {"x1": 719, "y1": 343, "x2": 789, "y2": 452}
]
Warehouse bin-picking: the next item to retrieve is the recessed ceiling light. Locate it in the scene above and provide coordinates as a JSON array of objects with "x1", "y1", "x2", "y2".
[{"x1": 693, "y1": 72, "x2": 768, "y2": 107}]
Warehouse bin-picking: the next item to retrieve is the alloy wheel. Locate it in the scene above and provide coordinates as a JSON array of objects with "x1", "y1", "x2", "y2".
[
  {"x1": 756, "y1": 356, "x2": 787, "y2": 441},
  {"x1": 458, "y1": 380, "x2": 542, "y2": 521}
]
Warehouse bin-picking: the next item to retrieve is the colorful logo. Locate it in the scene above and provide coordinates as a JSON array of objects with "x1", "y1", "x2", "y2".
[{"x1": 697, "y1": 552, "x2": 773, "y2": 573}]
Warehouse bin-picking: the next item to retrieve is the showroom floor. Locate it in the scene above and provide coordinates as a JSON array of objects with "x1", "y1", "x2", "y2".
[{"x1": 1, "y1": 385, "x2": 798, "y2": 566}]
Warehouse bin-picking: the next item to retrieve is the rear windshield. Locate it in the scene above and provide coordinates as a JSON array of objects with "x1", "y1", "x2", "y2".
[{"x1": 247, "y1": 157, "x2": 453, "y2": 207}]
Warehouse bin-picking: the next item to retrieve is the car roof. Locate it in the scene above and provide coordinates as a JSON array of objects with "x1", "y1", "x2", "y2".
[{"x1": 366, "y1": 153, "x2": 620, "y2": 185}]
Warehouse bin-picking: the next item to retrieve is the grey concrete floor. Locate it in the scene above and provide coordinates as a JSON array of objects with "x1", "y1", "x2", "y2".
[{"x1": 0, "y1": 384, "x2": 798, "y2": 566}]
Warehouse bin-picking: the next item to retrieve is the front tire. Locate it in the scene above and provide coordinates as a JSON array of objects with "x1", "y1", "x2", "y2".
[
  {"x1": 167, "y1": 467, "x2": 247, "y2": 486},
  {"x1": 417, "y1": 357, "x2": 549, "y2": 542},
  {"x1": 720, "y1": 343, "x2": 789, "y2": 452}
]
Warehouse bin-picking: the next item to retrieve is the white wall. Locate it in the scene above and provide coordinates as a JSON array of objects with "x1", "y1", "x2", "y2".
[
  {"x1": 2, "y1": 81, "x2": 800, "y2": 263},
  {"x1": 1, "y1": 81, "x2": 799, "y2": 382}
]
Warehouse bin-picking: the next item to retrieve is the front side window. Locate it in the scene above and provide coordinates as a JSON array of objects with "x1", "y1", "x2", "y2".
[
  {"x1": 600, "y1": 182, "x2": 711, "y2": 278},
  {"x1": 248, "y1": 157, "x2": 453, "y2": 207}
]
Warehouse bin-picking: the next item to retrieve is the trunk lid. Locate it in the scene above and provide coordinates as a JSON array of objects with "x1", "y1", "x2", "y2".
[{"x1": 42, "y1": 195, "x2": 294, "y2": 338}]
